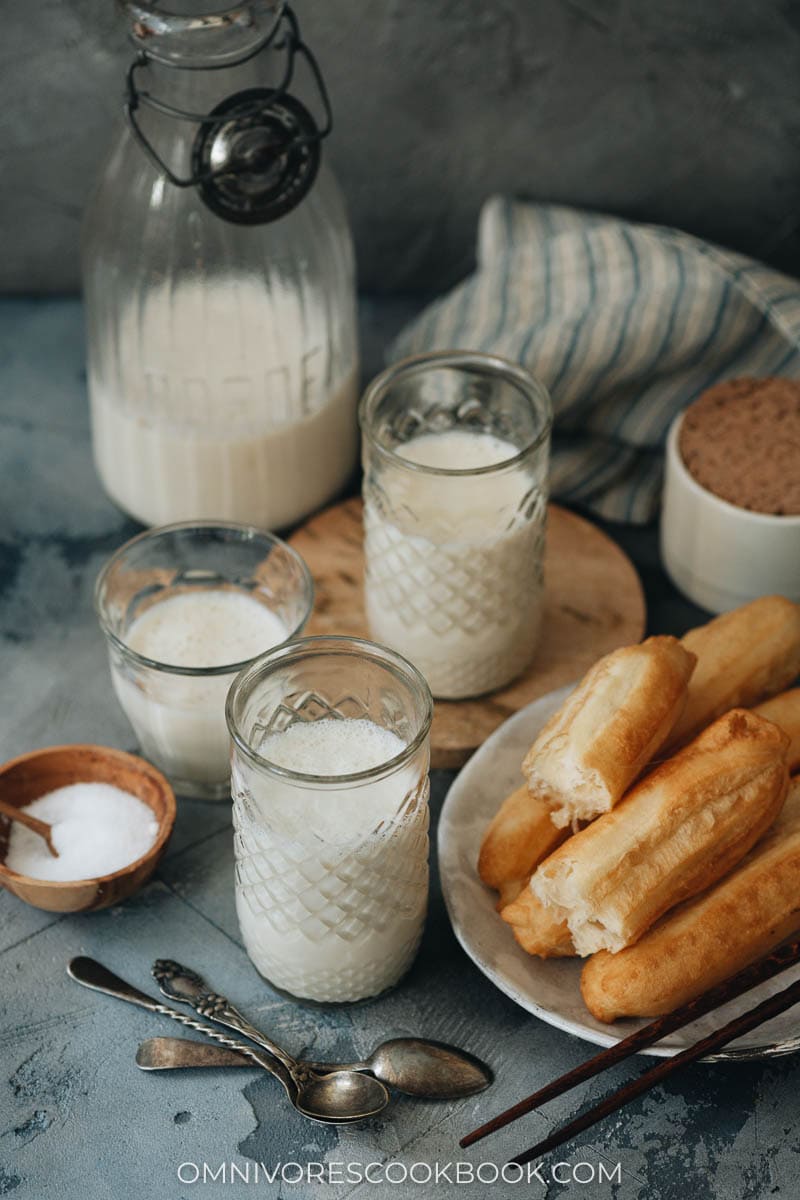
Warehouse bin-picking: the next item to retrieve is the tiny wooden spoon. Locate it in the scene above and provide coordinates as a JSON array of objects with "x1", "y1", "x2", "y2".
[{"x1": 0, "y1": 797, "x2": 58, "y2": 857}]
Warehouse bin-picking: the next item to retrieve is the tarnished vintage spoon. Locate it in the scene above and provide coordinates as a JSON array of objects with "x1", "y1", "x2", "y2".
[
  {"x1": 68, "y1": 957, "x2": 387, "y2": 1125},
  {"x1": 151, "y1": 959, "x2": 390, "y2": 1123},
  {"x1": 137, "y1": 1034, "x2": 493, "y2": 1099}
]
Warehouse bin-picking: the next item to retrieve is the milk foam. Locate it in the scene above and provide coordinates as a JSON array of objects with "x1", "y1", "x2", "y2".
[
  {"x1": 259, "y1": 716, "x2": 405, "y2": 774},
  {"x1": 127, "y1": 591, "x2": 289, "y2": 669},
  {"x1": 112, "y1": 590, "x2": 290, "y2": 791},
  {"x1": 397, "y1": 429, "x2": 518, "y2": 470}
]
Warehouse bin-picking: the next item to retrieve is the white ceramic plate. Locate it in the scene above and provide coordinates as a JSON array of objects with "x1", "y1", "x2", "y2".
[{"x1": 438, "y1": 685, "x2": 800, "y2": 1059}]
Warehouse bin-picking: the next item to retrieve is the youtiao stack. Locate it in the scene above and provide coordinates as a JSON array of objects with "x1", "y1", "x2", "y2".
[{"x1": 478, "y1": 595, "x2": 800, "y2": 1021}]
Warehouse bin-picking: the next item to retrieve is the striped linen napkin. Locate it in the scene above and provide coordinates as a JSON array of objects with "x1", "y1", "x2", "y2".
[{"x1": 390, "y1": 197, "x2": 800, "y2": 524}]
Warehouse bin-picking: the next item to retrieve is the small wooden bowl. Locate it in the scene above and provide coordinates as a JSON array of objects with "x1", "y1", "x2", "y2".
[{"x1": 0, "y1": 744, "x2": 176, "y2": 913}]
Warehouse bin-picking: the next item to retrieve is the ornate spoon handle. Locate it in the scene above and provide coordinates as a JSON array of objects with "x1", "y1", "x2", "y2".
[
  {"x1": 67, "y1": 957, "x2": 296, "y2": 1101},
  {"x1": 152, "y1": 959, "x2": 307, "y2": 1085}
]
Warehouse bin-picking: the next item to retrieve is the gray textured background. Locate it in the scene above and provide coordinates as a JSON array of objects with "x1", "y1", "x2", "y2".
[
  {"x1": 5, "y1": 0, "x2": 800, "y2": 295},
  {"x1": 3, "y1": 7, "x2": 800, "y2": 1194}
]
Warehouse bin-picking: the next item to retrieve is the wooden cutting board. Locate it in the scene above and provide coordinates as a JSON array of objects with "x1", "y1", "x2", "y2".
[{"x1": 289, "y1": 498, "x2": 646, "y2": 769}]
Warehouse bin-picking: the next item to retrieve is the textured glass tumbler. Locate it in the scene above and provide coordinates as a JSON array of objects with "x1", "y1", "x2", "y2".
[
  {"x1": 360, "y1": 352, "x2": 552, "y2": 699},
  {"x1": 95, "y1": 522, "x2": 313, "y2": 800},
  {"x1": 226, "y1": 636, "x2": 433, "y2": 1003}
]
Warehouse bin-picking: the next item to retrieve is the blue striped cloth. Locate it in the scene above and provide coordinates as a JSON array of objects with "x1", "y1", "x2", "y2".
[{"x1": 390, "y1": 197, "x2": 800, "y2": 523}]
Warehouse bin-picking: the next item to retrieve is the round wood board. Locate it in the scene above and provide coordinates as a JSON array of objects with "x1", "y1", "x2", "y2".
[{"x1": 289, "y1": 498, "x2": 646, "y2": 769}]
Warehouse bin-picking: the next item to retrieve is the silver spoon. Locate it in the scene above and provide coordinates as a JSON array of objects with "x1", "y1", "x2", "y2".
[
  {"x1": 136, "y1": 1034, "x2": 493, "y2": 1099},
  {"x1": 151, "y1": 959, "x2": 391, "y2": 1122},
  {"x1": 67, "y1": 957, "x2": 387, "y2": 1125}
]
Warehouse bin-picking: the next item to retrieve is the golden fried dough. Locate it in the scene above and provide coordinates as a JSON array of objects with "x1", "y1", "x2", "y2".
[
  {"x1": 500, "y1": 884, "x2": 575, "y2": 958},
  {"x1": 478, "y1": 784, "x2": 567, "y2": 892},
  {"x1": 531, "y1": 710, "x2": 790, "y2": 956},
  {"x1": 754, "y1": 689, "x2": 800, "y2": 773},
  {"x1": 495, "y1": 875, "x2": 530, "y2": 912},
  {"x1": 665, "y1": 596, "x2": 800, "y2": 751},
  {"x1": 522, "y1": 637, "x2": 696, "y2": 828},
  {"x1": 582, "y1": 777, "x2": 800, "y2": 1021}
]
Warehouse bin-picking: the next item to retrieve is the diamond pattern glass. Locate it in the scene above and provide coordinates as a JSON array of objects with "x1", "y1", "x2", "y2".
[
  {"x1": 227, "y1": 638, "x2": 433, "y2": 1003},
  {"x1": 360, "y1": 354, "x2": 551, "y2": 699}
]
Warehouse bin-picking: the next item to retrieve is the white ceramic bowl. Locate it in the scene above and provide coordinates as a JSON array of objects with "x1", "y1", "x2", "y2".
[{"x1": 661, "y1": 412, "x2": 800, "y2": 613}]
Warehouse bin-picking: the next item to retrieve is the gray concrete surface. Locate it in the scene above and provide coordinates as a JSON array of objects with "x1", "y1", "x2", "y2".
[
  {"x1": 4, "y1": 1, "x2": 800, "y2": 295},
  {"x1": 1, "y1": 295, "x2": 798, "y2": 1199}
]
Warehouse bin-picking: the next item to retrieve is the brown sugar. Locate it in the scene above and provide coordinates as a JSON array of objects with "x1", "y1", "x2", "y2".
[{"x1": 678, "y1": 377, "x2": 800, "y2": 515}]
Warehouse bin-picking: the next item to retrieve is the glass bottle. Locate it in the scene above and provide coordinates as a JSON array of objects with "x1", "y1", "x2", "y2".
[{"x1": 82, "y1": 2, "x2": 359, "y2": 531}]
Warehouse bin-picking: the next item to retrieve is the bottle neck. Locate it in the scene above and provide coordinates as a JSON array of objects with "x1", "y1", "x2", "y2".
[
  {"x1": 121, "y1": 3, "x2": 331, "y2": 222},
  {"x1": 123, "y1": 0, "x2": 283, "y2": 69},
  {"x1": 130, "y1": 54, "x2": 270, "y2": 178},
  {"x1": 140, "y1": 55, "x2": 268, "y2": 108}
]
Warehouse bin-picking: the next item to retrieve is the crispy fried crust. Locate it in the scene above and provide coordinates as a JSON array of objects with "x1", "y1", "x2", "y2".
[
  {"x1": 531, "y1": 710, "x2": 790, "y2": 956},
  {"x1": 495, "y1": 875, "x2": 530, "y2": 912},
  {"x1": 521, "y1": 636, "x2": 696, "y2": 828},
  {"x1": 500, "y1": 884, "x2": 575, "y2": 958},
  {"x1": 581, "y1": 778, "x2": 800, "y2": 1021},
  {"x1": 754, "y1": 689, "x2": 800, "y2": 774},
  {"x1": 478, "y1": 784, "x2": 568, "y2": 891},
  {"x1": 665, "y1": 596, "x2": 800, "y2": 751}
]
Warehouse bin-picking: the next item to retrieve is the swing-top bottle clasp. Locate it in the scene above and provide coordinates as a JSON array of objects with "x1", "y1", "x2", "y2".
[{"x1": 123, "y1": 0, "x2": 332, "y2": 225}]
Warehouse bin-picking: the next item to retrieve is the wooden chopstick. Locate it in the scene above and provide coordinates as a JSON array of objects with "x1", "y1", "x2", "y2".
[
  {"x1": 509, "y1": 973, "x2": 800, "y2": 1166},
  {"x1": 461, "y1": 936, "x2": 800, "y2": 1149}
]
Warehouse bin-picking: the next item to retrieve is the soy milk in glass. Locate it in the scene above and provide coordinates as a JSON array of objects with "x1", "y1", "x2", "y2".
[
  {"x1": 226, "y1": 636, "x2": 433, "y2": 1003},
  {"x1": 95, "y1": 523, "x2": 313, "y2": 799},
  {"x1": 360, "y1": 353, "x2": 552, "y2": 699}
]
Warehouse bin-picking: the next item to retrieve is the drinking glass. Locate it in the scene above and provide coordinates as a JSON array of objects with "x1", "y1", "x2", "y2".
[
  {"x1": 95, "y1": 521, "x2": 313, "y2": 799},
  {"x1": 360, "y1": 351, "x2": 552, "y2": 699},
  {"x1": 226, "y1": 635, "x2": 433, "y2": 1003}
]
